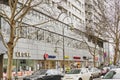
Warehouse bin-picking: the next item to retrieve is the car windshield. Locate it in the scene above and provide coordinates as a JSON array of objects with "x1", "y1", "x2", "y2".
[
  {"x1": 66, "y1": 69, "x2": 81, "y2": 74},
  {"x1": 103, "y1": 70, "x2": 120, "y2": 79},
  {"x1": 33, "y1": 69, "x2": 47, "y2": 75}
]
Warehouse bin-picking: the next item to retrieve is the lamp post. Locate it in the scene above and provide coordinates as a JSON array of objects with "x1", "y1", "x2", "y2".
[
  {"x1": 54, "y1": 26, "x2": 65, "y2": 73},
  {"x1": 62, "y1": 26, "x2": 65, "y2": 74}
]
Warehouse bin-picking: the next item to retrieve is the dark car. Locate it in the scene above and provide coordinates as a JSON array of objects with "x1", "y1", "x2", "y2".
[
  {"x1": 23, "y1": 69, "x2": 63, "y2": 80},
  {"x1": 38, "y1": 75, "x2": 63, "y2": 80}
]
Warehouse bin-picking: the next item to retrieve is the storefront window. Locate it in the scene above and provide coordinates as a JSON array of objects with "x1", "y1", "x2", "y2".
[{"x1": 3, "y1": 59, "x2": 35, "y2": 73}]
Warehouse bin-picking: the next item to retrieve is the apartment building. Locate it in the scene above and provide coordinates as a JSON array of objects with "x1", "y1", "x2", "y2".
[
  {"x1": 85, "y1": 0, "x2": 109, "y2": 65},
  {"x1": 0, "y1": 0, "x2": 101, "y2": 72}
]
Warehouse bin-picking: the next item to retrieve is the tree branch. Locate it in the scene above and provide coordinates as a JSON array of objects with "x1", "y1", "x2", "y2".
[{"x1": 0, "y1": 31, "x2": 8, "y2": 49}]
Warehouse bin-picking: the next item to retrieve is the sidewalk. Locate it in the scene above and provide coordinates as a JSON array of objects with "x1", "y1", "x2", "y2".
[
  {"x1": 3, "y1": 71, "x2": 33, "y2": 80},
  {"x1": 12, "y1": 76, "x2": 25, "y2": 80},
  {"x1": 14, "y1": 75, "x2": 27, "y2": 80}
]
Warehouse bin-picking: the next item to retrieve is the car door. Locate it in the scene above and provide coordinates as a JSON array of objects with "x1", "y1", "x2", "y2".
[
  {"x1": 80, "y1": 68, "x2": 89, "y2": 80},
  {"x1": 85, "y1": 68, "x2": 91, "y2": 80}
]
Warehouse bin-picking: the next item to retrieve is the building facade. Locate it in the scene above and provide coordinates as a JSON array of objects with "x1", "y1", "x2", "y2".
[
  {"x1": 85, "y1": 0, "x2": 109, "y2": 65},
  {"x1": 0, "y1": 0, "x2": 103, "y2": 73}
]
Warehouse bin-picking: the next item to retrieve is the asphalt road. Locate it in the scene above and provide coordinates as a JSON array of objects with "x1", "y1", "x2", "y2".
[{"x1": 93, "y1": 78, "x2": 101, "y2": 80}]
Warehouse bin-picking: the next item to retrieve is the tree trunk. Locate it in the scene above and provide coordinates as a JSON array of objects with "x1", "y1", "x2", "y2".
[
  {"x1": 0, "y1": 54, "x2": 3, "y2": 80},
  {"x1": 93, "y1": 55, "x2": 96, "y2": 67},
  {"x1": 7, "y1": 47, "x2": 14, "y2": 80},
  {"x1": 113, "y1": 39, "x2": 119, "y2": 65},
  {"x1": 113, "y1": 47, "x2": 118, "y2": 65}
]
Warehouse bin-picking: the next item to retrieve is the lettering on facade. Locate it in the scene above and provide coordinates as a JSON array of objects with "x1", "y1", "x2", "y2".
[{"x1": 15, "y1": 52, "x2": 31, "y2": 57}]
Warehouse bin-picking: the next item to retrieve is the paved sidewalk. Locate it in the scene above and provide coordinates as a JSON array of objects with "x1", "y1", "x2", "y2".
[{"x1": 12, "y1": 76, "x2": 26, "y2": 80}]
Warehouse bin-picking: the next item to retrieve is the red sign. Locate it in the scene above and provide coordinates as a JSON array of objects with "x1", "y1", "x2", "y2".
[
  {"x1": 44, "y1": 53, "x2": 48, "y2": 59},
  {"x1": 73, "y1": 56, "x2": 81, "y2": 59}
]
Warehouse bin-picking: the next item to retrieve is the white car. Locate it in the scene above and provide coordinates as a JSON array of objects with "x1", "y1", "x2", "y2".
[
  {"x1": 62, "y1": 68, "x2": 93, "y2": 80},
  {"x1": 89, "y1": 68, "x2": 101, "y2": 78},
  {"x1": 101, "y1": 68, "x2": 120, "y2": 80}
]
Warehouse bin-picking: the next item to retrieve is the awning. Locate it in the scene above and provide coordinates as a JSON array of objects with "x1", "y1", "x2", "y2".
[{"x1": 0, "y1": 41, "x2": 7, "y2": 55}]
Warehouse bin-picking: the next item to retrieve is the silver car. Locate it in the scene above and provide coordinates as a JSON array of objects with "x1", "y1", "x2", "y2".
[
  {"x1": 23, "y1": 69, "x2": 63, "y2": 80},
  {"x1": 101, "y1": 68, "x2": 120, "y2": 80}
]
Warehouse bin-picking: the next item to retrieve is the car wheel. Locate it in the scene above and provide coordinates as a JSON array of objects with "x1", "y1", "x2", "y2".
[
  {"x1": 98, "y1": 73, "x2": 100, "y2": 78},
  {"x1": 79, "y1": 78, "x2": 82, "y2": 80},
  {"x1": 89, "y1": 77, "x2": 93, "y2": 80}
]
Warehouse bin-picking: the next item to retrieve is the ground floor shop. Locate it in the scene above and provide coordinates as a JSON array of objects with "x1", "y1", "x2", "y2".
[
  {"x1": 2, "y1": 58, "x2": 88, "y2": 78},
  {"x1": 3, "y1": 58, "x2": 96, "y2": 73}
]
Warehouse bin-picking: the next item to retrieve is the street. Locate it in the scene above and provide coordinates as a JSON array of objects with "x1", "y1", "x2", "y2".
[
  {"x1": 19, "y1": 76, "x2": 100, "y2": 80},
  {"x1": 94, "y1": 78, "x2": 101, "y2": 80}
]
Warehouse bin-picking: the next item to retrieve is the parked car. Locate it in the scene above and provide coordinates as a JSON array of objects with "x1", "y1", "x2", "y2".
[
  {"x1": 61, "y1": 68, "x2": 93, "y2": 80},
  {"x1": 23, "y1": 69, "x2": 63, "y2": 80},
  {"x1": 101, "y1": 68, "x2": 120, "y2": 80},
  {"x1": 89, "y1": 67, "x2": 101, "y2": 78}
]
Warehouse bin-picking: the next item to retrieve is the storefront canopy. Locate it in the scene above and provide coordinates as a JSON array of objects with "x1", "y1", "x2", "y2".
[{"x1": 0, "y1": 41, "x2": 7, "y2": 55}]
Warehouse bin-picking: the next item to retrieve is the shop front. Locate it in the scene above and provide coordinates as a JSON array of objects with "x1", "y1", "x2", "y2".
[
  {"x1": 73, "y1": 56, "x2": 81, "y2": 68},
  {"x1": 41, "y1": 54, "x2": 71, "y2": 70}
]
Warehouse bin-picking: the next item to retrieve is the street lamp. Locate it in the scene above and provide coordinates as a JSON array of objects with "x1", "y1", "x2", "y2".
[
  {"x1": 62, "y1": 26, "x2": 65, "y2": 74},
  {"x1": 53, "y1": 26, "x2": 65, "y2": 73},
  {"x1": 54, "y1": 29, "x2": 65, "y2": 73}
]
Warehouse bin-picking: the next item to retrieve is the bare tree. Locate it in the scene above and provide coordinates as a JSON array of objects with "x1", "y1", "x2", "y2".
[
  {"x1": 92, "y1": 0, "x2": 120, "y2": 65},
  {"x1": 85, "y1": 34, "x2": 103, "y2": 67},
  {"x1": 0, "y1": 0, "x2": 65, "y2": 80}
]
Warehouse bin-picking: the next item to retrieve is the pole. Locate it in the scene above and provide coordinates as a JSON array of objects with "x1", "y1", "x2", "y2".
[{"x1": 62, "y1": 27, "x2": 65, "y2": 74}]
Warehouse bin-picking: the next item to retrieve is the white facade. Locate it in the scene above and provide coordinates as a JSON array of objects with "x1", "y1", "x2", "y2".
[
  {"x1": 85, "y1": 0, "x2": 105, "y2": 64},
  {"x1": 0, "y1": 0, "x2": 101, "y2": 70}
]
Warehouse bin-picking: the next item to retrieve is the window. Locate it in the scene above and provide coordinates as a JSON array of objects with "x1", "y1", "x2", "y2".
[
  {"x1": 0, "y1": 0, "x2": 8, "y2": 5},
  {"x1": 66, "y1": 69, "x2": 81, "y2": 74},
  {"x1": 63, "y1": 0, "x2": 67, "y2": 5},
  {"x1": 68, "y1": 2, "x2": 71, "y2": 8},
  {"x1": 103, "y1": 71, "x2": 116, "y2": 79},
  {"x1": 37, "y1": 30, "x2": 44, "y2": 41},
  {"x1": 52, "y1": 1, "x2": 55, "y2": 6}
]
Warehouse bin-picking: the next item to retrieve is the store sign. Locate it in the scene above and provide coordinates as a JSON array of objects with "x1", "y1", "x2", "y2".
[
  {"x1": 43, "y1": 53, "x2": 56, "y2": 59},
  {"x1": 73, "y1": 56, "x2": 81, "y2": 59},
  {"x1": 48, "y1": 55, "x2": 56, "y2": 58},
  {"x1": 15, "y1": 52, "x2": 30, "y2": 57},
  {"x1": 83, "y1": 56, "x2": 87, "y2": 60},
  {"x1": 64, "y1": 56, "x2": 69, "y2": 59}
]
